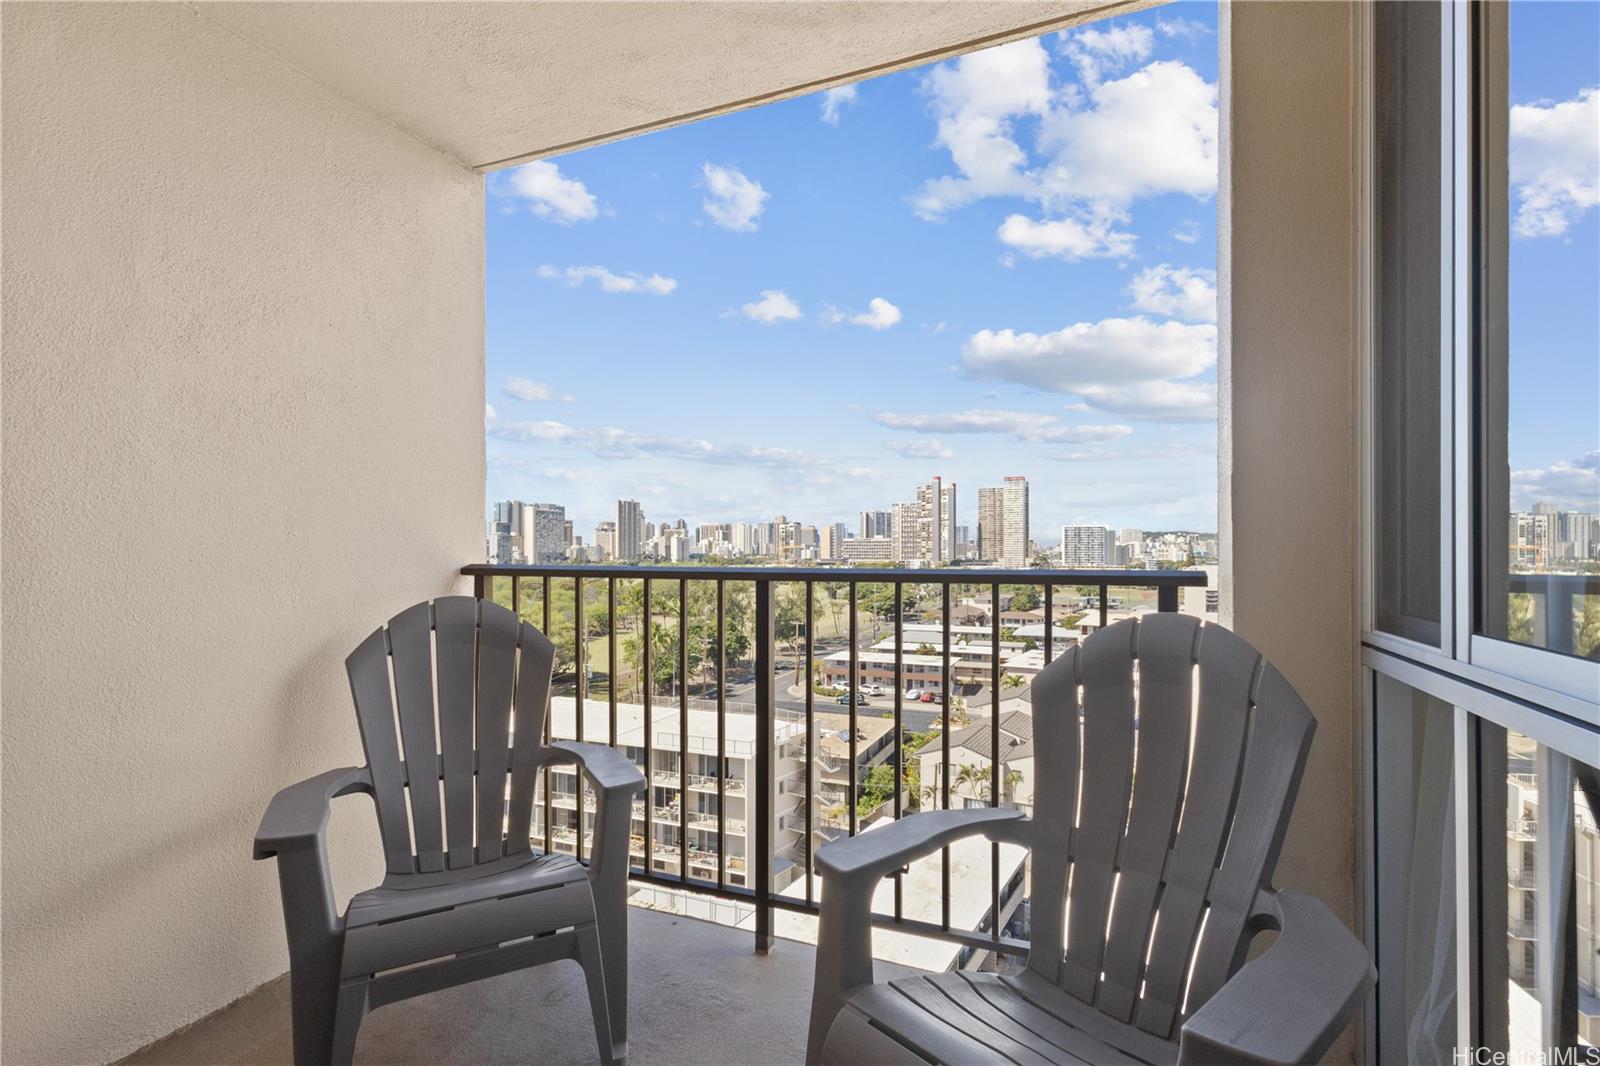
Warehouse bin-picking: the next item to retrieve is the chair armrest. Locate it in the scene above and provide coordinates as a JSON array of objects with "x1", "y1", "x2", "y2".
[
  {"x1": 1179, "y1": 889, "x2": 1374, "y2": 1066},
  {"x1": 252, "y1": 766, "x2": 372, "y2": 860},
  {"x1": 805, "y1": 808, "x2": 1030, "y2": 1066},
  {"x1": 817, "y1": 806, "x2": 1029, "y2": 886},
  {"x1": 547, "y1": 740, "x2": 646, "y2": 797}
]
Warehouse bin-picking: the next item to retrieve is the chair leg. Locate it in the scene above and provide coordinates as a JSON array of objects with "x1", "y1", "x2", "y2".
[
  {"x1": 329, "y1": 979, "x2": 368, "y2": 1066},
  {"x1": 575, "y1": 924, "x2": 622, "y2": 1065}
]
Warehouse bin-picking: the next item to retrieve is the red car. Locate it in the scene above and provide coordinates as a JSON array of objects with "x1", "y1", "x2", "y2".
[{"x1": 919, "y1": 691, "x2": 941, "y2": 704}]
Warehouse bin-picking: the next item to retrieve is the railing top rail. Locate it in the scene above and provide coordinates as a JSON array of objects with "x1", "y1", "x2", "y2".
[{"x1": 462, "y1": 562, "x2": 1208, "y2": 587}]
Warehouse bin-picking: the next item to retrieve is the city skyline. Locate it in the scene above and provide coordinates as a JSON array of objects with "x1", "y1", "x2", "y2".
[{"x1": 485, "y1": 4, "x2": 1225, "y2": 534}]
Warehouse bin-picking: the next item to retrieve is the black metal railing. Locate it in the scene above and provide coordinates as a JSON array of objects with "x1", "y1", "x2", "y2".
[{"x1": 462, "y1": 562, "x2": 1207, "y2": 960}]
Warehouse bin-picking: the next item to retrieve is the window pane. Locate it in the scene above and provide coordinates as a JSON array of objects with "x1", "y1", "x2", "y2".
[
  {"x1": 1372, "y1": 0, "x2": 1443, "y2": 645},
  {"x1": 1477, "y1": 2, "x2": 1600, "y2": 659},
  {"x1": 1479, "y1": 725, "x2": 1600, "y2": 1054},
  {"x1": 1373, "y1": 676, "x2": 1457, "y2": 1062}
]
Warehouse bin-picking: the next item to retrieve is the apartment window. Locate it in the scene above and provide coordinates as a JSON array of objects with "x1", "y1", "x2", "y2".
[
  {"x1": 1372, "y1": 0, "x2": 1445, "y2": 647},
  {"x1": 1473, "y1": 2, "x2": 1600, "y2": 672}
]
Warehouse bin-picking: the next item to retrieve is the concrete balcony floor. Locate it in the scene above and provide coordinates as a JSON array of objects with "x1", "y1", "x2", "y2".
[{"x1": 120, "y1": 907, "x2": 914, "y2": 1065}]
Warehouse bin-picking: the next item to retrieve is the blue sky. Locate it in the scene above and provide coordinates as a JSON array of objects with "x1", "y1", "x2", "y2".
[
  {"x1": 485, "y1": 1, "x2": 1598, "y2": 540},
  {"x1": 1505, "y1": 2, "x2": 1599, "y2": 515}
]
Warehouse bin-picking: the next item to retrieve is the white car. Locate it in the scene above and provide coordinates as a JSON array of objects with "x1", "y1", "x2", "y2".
[
  {"x1": 862, "y1": 683, "x2": 885, "y2": 697},
  {"x1": 903, "y1": 688, "x2": 924, "y2": 701}
]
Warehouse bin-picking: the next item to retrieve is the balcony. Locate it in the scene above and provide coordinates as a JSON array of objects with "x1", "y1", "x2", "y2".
[{"x1": 10, "y1": 3, "x2": 1559, "y2": 1063}]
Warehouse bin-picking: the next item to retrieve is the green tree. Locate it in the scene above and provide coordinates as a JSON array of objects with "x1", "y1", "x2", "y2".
[
  {"x1": 1578, "y1": 595, "x2": 1600, "y2": 660},
  {"x1": 1008, "y1": 586, "x2": 1040, "y2": 611}
]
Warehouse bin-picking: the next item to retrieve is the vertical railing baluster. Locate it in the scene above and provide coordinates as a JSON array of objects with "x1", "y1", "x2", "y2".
[
  {"x1": 1099, "y1": 583, "x2": 1109, "y2": 629},
  {"x1": 543, "y1": 576, "x2": 552, "y2": 855},
  {"x1": 847, "y1": 581, "x2": 858, "y2": 837},
  {"x1": 941, "y1": 581, "x2": 952, "y2": 932},
  {"x1": 754, "y1": 579, "x2": 775, "y2": 953},
  {"x1": 716, "y1": 578, "x2": 726, "y2": 892},
  {"x1": 1043, "y1": 583, "x2": 1054, "y2": 665},
  {"x1": 804, "y1": 581, "x2": 815, "y2": 905},
  {"x1": 1158, "y1": 580, "x2": 1179, "y2": 613},
  {"x1": 608, "y1": 576, "x2": 618, "y2": 748},
  {"x1": 893, "y1": 580, "x2": 904, "y2": 922},
  {"x1": 990, "y1": 581, "x2": 1001, "y2": 944},
  {"x1": 575, "y1": 576, "x2": 585, "y2": 864},
  {"x1": 643, "y1": 578, "x2": 653, "y2": 875},
  {"x1": 679, "y1": 577, "x2": 689, "y2": 883}
]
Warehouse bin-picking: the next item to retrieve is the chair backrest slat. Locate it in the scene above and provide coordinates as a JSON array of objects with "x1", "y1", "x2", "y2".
[
  {"x1": 346, "y1": 627, "x2": 415, "y2": 875},
  {"x1": 1131, "y1": 622, "x2": 1261, "y2": 1038},
  {"x1": 1059, "y1": 619, "x2": 1138, "y2": 1002},
  {"x1": 388, "y1": 602, "x2": 446, "y2": 872},
  {"x1": 1024, "y1": 644, "x2": 1079, "y2": 985},
  {"x1": 474, "y1": 602, "x2": 519, "y2": 862},
  {"x1": 1024, "y1": 617, "x2": 1311, "y2": 1043},
  {"x1": 1183, "y1": 662, "x2": 1314, "y2": 1009},
  {"x1": 504, "y1": 624, "x2": 555, "y2": 855},
  {"x1": 1095, "y1": 613, "x2": 1200, "y2": 1021},
  {"x1": 346, "y1": 597, "x2": 559, "y2": 873},
  {"x1": 432, "y1": 596, "x2": 479, "y2": 870}
]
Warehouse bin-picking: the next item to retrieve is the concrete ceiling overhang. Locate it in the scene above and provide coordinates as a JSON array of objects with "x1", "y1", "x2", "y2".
[{"x1": 197, "y1": 1, "x2": 1162, "y2": 170}]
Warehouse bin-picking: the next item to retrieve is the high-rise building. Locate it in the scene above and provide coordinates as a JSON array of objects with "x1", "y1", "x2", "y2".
[
  {"x1": 1061, "y1": 524, "x2": 1116, "y2": 568},
  {"x1": 941, "y1": 482, "x2": 957, "y2": 562},
  {"x1": 890, "y1": 501, "x2": 918, "y2": 562},
  {"x1": 731, "y1": 522, "x2": 755, "y2": 555},
  {"x1": 859, "y1": 510, "x2": 892, "y2": 539},
  {"x1": 842, "y1": 537, "x2": 894, "y2": 563},
  {"x1": 616, "y1": 499, "x2": 643, "y2": 561},
  {"x1": 819, "y1": 522, "x2": 847, "y2": 560},
  {"x1": 977, "y1": 487, "x2": 1004, "y2": 561},
  {"x1": 1001, "y1": 477, "x2": 1029, "y2": 566},
  {"x1": 522, "y1": 502, "x2": 566, "y2": 564},
  {"x1": 563, "y1": 519, "x2": 574, "y2": 546},
  {"x1": 915, "y1": 477, "x2": 945, "y2": 563},
  {"x1": 594, "y1": 521, "x2": 617, "y2": 560}
]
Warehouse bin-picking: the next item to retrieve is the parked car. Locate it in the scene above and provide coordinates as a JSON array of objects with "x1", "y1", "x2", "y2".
[
  {"x1": 903, "y1": 688, "x2": 924, "y2": 701},
  {"x1": 834, "y1": 691, "x2": 853, "y2": 705},
  {"x1": 920, "y1": 691, "x2": 941, "y2": 704},
  {"x1": 862, "y1": 683, "x2": 885, "y2": 697}
]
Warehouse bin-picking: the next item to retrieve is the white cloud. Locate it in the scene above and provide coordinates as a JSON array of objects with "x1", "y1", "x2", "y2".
[
  {"x1": 997, "y1": 212, "x2": 1136, "y2": 260},
  {"x1": 1073, "y1": 381, "x2": 1217, "y2": 422},
  {"x1": 701, "y1": 163, "x2": 770, "y2": 232},
  {"x1": 537, "y1": 264, "x2": 677, "y2": 294},
  {"x1": 911, "y1": 37, "x2": 1217, "y2": 264},
  {"x1": 885, "y1": 438, "x2": 955, "y2": 460},
  {"x1": 850, "y1": 297, "x2": 903, "y2": 330},
  {"x1": 1510, "y1": 450, "x2": 1600, "y2": 512},
  {"x1": 1126, "y1": 264, "x2": 1217, "y2": 323},
  {"x1": 874, "y1": 408, "x2": 1131, "y2": 444},
  {"x1": 962, "y1": 316, "x2": 1216, "y2": 391},
  {"x1": 1038, "y1": 60, "x2": 1218, "y2": 208},
  {"x1": 818, "y1": 305, "x2": 846, "y2": 326},
  {"x1": 1172, "y1": 218, "x2": 1202, "y2": 244},
  {"x1": 503, "y1": 161, "x2": 598, "y2": 223},
  {"x1": 740, "y1": 289, "x2": 802, "y2": 324},
  {"x1": 821, "y1": 85, "x2": 858, "y2": 125},
  {"x1": 502, "y1": 377, "x2": 574, "y2": 403},
  {"x1": 911, "y1": 39, "x2": 1054, "y2": 218},
  {"x1": 1156, "y1": 15, "x2": 1211, "y2": 42},
  {"x1": 1060, "y1": 23, "x2": 1153, "y2": 86},
  {"x1": 1509, "y1": 87, "x2": 1599, "y2": 238},
  {"x1": 488, "y1": 416, "x2": 872, "y2": 477}
]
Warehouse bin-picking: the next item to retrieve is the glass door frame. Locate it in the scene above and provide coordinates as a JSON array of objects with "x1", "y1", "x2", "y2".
[{"x1": 1358, "y1": 1, "x2": 1600, "y2": 1059}]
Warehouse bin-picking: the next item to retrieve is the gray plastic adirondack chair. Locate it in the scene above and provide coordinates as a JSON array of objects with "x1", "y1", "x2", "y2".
[
  {"x1": 254, "y1": 597, "x2": 644, "y2": 1066},
  {"x1": 806, "y1": 615, "x2": 1374, "y2": 1066}
]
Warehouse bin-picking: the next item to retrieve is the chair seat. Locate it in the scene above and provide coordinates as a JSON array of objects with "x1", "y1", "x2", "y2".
[
  {"x1": 341, "y1": 851, "x2": 595, "y2": 977},
  {"x1": 825, "y1": 971, "x2": 1179, "y2": 1066}
]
